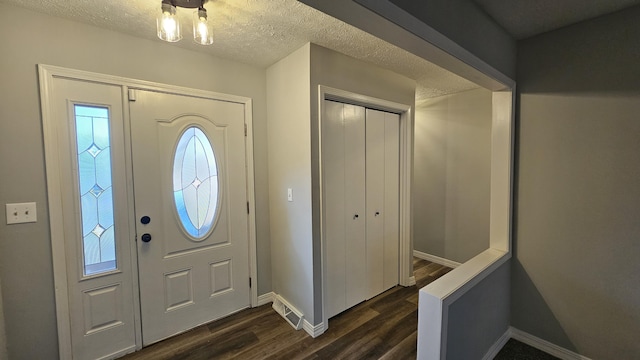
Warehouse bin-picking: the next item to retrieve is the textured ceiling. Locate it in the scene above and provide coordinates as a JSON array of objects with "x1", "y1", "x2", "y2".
[
  {"x1": 0, "y1": 0, "x2": 479, "y2": 100},
  {"x1": 473, "y1": 0, "x2": 640, "y2": 39},
  {"x1": 3, "y1": 0, "x2": 635, "y2": 97}
]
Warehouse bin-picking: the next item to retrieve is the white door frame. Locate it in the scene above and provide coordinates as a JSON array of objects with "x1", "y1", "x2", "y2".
[
  {"x1": 39, "y1": 64, "x2": 259, "y2": 359},
  {"x1": 318, "y1": 85, "x2": 413, "y2": 332}
]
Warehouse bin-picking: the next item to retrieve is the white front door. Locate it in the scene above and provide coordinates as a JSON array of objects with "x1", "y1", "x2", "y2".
[
  {"x1": 42, "y1": 67, "x2": 255, "y2": 358},
  {"x1": 129, "y1": 90, "x2": 251, "y2": 345}
]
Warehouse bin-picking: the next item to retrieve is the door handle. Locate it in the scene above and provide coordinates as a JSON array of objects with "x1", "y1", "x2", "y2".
[
  {"x1": 141, "y1": 233, "x2": 152, "y2": 243},
  {"x1": 375, "y1": 211, "x2": 380, "y2": 217},
  {"x1": 353, "y1": 214, "x2": 359, "y2": 220},
  {"x1": 140, "y1": 216, "x2": 151, "y2": 224}
]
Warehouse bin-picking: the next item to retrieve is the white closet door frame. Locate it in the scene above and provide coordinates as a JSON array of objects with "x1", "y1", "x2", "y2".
[
  {"x1": 318, "y1": 85, "x2": 414, "y2": 332},
  {"x1": 39, "y1": 64, "x2": 259, "y2": 359}
]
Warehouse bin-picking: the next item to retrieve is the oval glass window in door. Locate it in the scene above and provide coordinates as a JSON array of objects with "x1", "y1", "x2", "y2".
[{"x1": 173, "y1": 126, "x2": 219, "y2": 239}]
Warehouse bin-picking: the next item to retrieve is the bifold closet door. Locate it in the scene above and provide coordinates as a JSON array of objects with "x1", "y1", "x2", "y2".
[
  {"x1": 324, "y1": 101, "x2": 367, "y2": 319},
  {"x1": 324, "y1": 100, "x2": 400, "y2": 319},
  {"x1": 365, "y1": 109, "x2": 400, "y2": 299}
]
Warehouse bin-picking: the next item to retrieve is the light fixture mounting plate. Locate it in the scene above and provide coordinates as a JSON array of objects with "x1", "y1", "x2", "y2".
[{"x1": 171, "y1": 0, "x2": 207, "y2": 9}]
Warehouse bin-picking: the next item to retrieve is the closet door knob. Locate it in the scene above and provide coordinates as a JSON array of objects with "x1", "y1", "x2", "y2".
[
  {"x1": 353, "y1": 214, "x2": 359, "y2": 220},
  {"x1": 375, "y1": 211, "x2": 380, "y2": 216},
  {"x1": 141, "y1": 233, "x2": 152, "y2": 243}
]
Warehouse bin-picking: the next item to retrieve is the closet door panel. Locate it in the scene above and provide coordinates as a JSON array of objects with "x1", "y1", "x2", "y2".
[
  {"x1": 343, "y1": 104, "x2": 367, "y2": 309},
  {"x1": 323, "y1": 101, "x2": 399, "y2": 319},
  {"x1": 323, "y1": 100, "x2": 348, "y2": 318},
  {"x1": 383, "y1": 112, "x2": 400, "y2": 290},
  {"x1": 365, "y1": 109, "x2": 386, "y2": 298}
]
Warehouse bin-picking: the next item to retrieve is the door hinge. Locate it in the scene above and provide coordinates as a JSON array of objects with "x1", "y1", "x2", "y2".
[
  {"x1": 249, "y1": 277, "x2": 252, "y2": 288},
  {"x1": 128, "y1": 89, "x2": 136, "y2": 101},
  {"x1": 247, "y1": 201, "x2": 250, "y2": 214},
  {"x1": 244, "y1": 123, "x2": 248, "y2": 136}
]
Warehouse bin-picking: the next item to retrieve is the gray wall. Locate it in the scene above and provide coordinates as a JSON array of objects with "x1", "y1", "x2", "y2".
[
  {"x1": 414, "y1": 88, "x2": 492, "y2": 263},
  {"x1": 380, "y1": 0, "x2": 514, "y2": 262},
  {"x1": 311, "y1": 44, "x2": 416, "y2": 322},
  {"x1": 0, "y1": 4, "x2": 271, "y2": 359},
  {"x1": 389, "y1": 0, "x2": 516, "y2": 80},
  {"x1": 377, "y1": 2, "x2": 515, "y2": 358},
  {"x1": 310, "y1": 43, "x2": 416, "y2": 323},
  {"x1": 514, "y1": 6, "x2": 640, "y2": 359},
  {"x1": 0, "y1": 277, "x2": 6, "y2": 360},
  {"x1": 266, "y1": 43, "x2": 315, "y2": 323},
  {"x1": 266, "y1": 43, "x2": 415, "y2": 326},
  {"x1": 446, "y1": 260, "x2": 510, "y2": 359}
]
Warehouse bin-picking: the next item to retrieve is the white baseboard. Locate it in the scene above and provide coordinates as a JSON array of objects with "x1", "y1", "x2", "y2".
[
  {"x1": 481, "y1": 327, "x2": 592, "y2": 360},
  {"x1": 407, "y1": 276, "x2": 416, "y2": 286},
  {"x1": 509, "y1": 327, "x2": 592, "y2": 360},
  {"x1": 482, "y1": 328, "x2": 511, "y2": 360},
  {"x1": 303, "y1": 319, "x2": 326, "y2": 338},
  {"x1": 257, "y1": 292, "x2": 275, "y2": 306},
  {"x1": 413, "y1": 250, "x2": 461, "y2": 268}
]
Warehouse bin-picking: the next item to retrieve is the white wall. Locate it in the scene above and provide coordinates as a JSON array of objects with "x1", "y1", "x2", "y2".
[
  {"x1": 0, "y1": 4, "x2": 270, "y2": 359},
  {"x1": 414, "y1": 88, "x2": 492, "y2": 263},
  {"x1": 266, "y1": 44, "x2": 315, "y2": 323}
]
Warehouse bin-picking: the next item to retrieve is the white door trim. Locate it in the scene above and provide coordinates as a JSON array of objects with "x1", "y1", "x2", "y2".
[
  {"x1": 38, "y1": 64, "x2": 259, "y2": 359},
  {"x1": 317, "y1": 85, "x2": 413, "y2": 332}
]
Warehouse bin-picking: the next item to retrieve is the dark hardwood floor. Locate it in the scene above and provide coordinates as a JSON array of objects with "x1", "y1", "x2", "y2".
[{"x1": 119, "y1": 258, "x2": 452, "y2": 360}]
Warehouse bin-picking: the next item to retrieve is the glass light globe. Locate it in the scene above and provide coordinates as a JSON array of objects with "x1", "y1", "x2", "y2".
[
  {"x1": 157, "y1": 3, "x2": 182, "y2": 42},
  {"x1": 193, "y1": 8, "x2": 213, "y2": 45}
]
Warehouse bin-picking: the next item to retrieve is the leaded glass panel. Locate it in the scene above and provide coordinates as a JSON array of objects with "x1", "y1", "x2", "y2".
[
  {"x1": 173, "y1": 127, "x2": 219, "y2": 239},
  {"x1": 74, "y1": 105, "x2": 117, "y2": 276}
]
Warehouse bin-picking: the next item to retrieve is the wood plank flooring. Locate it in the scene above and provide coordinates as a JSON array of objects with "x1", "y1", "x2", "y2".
[{"x1": 119, "y1": 258, "x2": 452, "y2": 360}]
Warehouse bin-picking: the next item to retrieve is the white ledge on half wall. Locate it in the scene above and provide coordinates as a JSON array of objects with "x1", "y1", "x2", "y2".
[
  {"x1": 423, "y1": 248, "x2": 508, "y2": 300},
  {"x1": 417, "y1": 248, "x2": 510, "y2": 360}
]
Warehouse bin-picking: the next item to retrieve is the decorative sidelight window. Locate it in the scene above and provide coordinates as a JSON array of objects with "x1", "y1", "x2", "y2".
[
  {"x1": 74, "y1": 105, "x2": 117, "y2": 276},
  {"x1": 173, "y1": 126, "x2": 219, "y2": 239}
]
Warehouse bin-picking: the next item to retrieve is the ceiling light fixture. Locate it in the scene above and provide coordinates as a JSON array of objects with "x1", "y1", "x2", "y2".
[{"x1": 157, "y1": 0, "x2": 213, "y2": 45}]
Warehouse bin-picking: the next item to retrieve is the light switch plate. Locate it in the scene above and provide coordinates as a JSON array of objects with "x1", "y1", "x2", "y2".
[
  {"x1": 6, "y1": 202, "x2": 37, "y2": 224},
  {"x1": 287, "y1": 188, "x2": 293, "y2": 202}
]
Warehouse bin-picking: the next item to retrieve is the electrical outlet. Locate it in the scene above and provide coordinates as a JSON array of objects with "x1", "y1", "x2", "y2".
[{"x1": 6, "y1": 202, "x2": 37, "y2": 224}]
